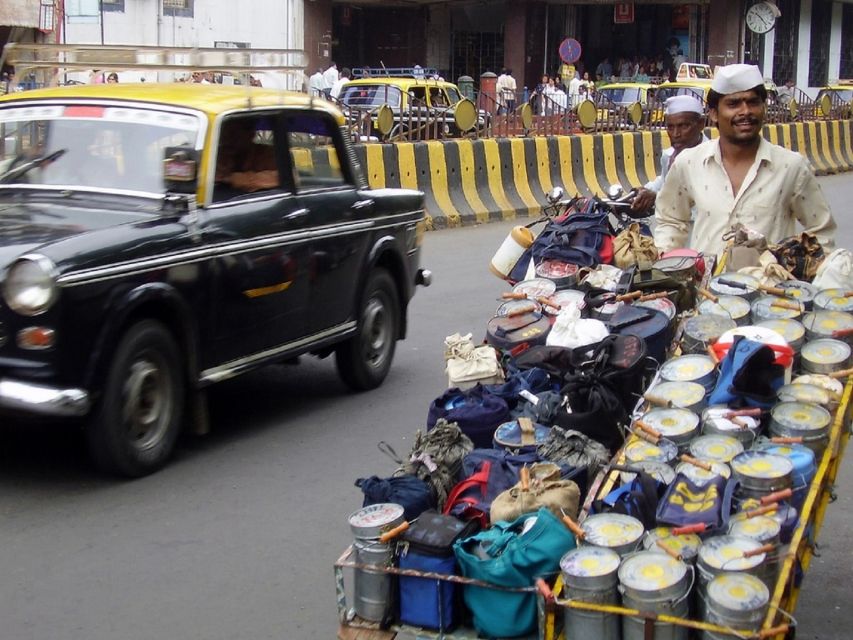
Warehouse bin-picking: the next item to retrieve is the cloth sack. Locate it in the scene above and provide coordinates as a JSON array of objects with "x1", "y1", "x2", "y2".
[
  {"x1": 453, "y1": 507, "x2": 577, "y2": 638},
  {"x1": 738, "y1": 250, "x2": 796, "y2": 287},
  {"x1": 613, "y1": 222, "x2": 659, "y2": 270},
  {"x1": 546, "y1": 304, "x2": 609, "y2": 349},
  {"x1": 482, "y1": 366, "x2": 554, "y2": 411},
  {"x1": 490, "y1": 462, "x2": 581, "y2": 524},
  {"x1": 536, "y1": 426, "x2": 609, "y2": 492},
  {"x1": 769, "y1": 232, "x2": 825, "y2": 281},
  {"x1": 444, "y1": 333, "x2": 504, "y2": 389},
  {"x1": 355, "y1": 474, "x2": 436, "y2": 521},
  {"x1": 590, "y1": 470, "x2": 662, "y2": 529},
  {"x1": 813, "y1": 248, "x2": 853, "y2": 290},
  {"x1": 426, "y1": 386, "x2": 511, "y2": 448},
  {"x1": 442, "y1": 449, "x2": 540, "y2": 527},
  {"x1": 721, "y1": 223, "x2": 768, "y2": 272},
  {"x1": 388, "y1": 419, "x2": 474, "y2": 509}
]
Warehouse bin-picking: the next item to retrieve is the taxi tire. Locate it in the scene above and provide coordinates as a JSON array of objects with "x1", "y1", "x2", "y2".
[
  {"x1": 87, "y1": 320, "x2": 185, "y2": 477},
  {"x1": 336, "y1": 268, "x2": 399, "y2": 391}
]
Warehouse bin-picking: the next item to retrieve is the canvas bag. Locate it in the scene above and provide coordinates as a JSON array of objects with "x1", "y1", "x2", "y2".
[
  {"x1": 453, "y1": 507, "x2": 577, "y2": 638},
  {"x1": 444, "y1": 333, "x2": 504, "y2": 389},
  {"x1": 426, "y1": 386, "x2": 512, "y2": 448},
  {"x1": 490, "y1": 462, "x2": 581, "y2": 524},
  {"x1": 613, "y1": 222, "x2": 659, "y2": 270}
]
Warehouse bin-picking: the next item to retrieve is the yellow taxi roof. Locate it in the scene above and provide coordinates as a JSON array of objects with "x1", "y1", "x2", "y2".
[
  {"x1": 597, "y1": 82, "x2": 656, "y2": 90},
  {"x1": 0, "y1": 82, "x2": 346, "y2": 123}
]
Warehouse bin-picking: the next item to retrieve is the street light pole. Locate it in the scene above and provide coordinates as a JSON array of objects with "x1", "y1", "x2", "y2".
[{"x1": 99, "y1": 0, "x2": 104, "y2": 45}]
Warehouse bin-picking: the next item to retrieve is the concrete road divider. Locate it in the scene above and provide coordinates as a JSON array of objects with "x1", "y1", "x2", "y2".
[{"x1": 347, "y1": 120, "x2": 852, "y2": 229}]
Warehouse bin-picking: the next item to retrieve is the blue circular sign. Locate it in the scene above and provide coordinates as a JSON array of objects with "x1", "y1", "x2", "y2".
[{"x1": 559, "y1": 38, "x2": 582, "y2": 64}]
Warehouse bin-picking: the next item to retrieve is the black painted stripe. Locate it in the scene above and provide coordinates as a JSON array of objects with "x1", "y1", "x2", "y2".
[
  {"x1": 495, "y1": 138, "x2": 528, "y2": 213},
  {"x1": 442, "y1": 138, "x2": 477, "y2": 225},
  {"x1": 470, "y1": 139, "x2": 502, "y2": 221},
  {"x1": 612, "y1": 134, "x2": 632, "y2": 189},
  {"x1": 382, "y1": 143, "x2": 402, "y2": 189},
  {"x1": 524, "y1": 137, "x2": 547, "y2": 206},
  {"x1": 412, "y1": 142, "x2": 443, "y2": 226}
]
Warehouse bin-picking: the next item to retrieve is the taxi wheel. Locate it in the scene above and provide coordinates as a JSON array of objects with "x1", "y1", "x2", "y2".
[
  {"x1": 336, "y1": 268, "x2": 399, "y2": 391},
  {"x1": 87, "y1": 320, "x2": 185, "y2": 477}
]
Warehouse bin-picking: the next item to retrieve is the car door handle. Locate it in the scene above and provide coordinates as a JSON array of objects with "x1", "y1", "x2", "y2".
[
  {"x1": 351, "y1": 199, "x2": 374, "y2": 211},
  {"x1": 285, "y1": 208, "x2": 309, "y2": 221}
]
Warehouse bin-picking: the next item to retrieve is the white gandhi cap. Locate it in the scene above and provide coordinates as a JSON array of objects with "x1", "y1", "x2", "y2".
[
  {"x1": 711, "y1": 64, "x2": 765, "y2": 95},
  {"x1": 664, "y1": 95, "x2": 705, "y2": 116}
]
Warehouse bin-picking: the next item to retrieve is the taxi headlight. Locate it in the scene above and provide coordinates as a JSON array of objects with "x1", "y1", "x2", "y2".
[{"x1": 3, "y1": 255, "x2": 58, "y2": 316}]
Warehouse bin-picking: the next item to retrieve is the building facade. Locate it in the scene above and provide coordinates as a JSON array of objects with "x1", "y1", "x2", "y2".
[{"x1": 2, "y1": 1, "x2": 851, "y2": 97}]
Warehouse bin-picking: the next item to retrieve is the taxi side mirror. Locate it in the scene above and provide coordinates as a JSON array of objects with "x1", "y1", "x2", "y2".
[{"x1": 163, "y1": 146, "x2": 199, "y2": 194}]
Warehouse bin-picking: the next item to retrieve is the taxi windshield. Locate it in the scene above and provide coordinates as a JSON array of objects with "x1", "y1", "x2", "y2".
[
  {"x1": 656, "y1": 86, "x2": 705, "y2": 102},
  {"x1": 824, "y1": 89, "x2": 853, "y2": 101},
  {"x1": 339, "y1": 84, "x2": 403, "y2": 108},
  {"x1": 0, "y1": 104, "x2": 201, "y2": 194},
  {"x1": 598, "y1": 87, "x2": 644, "y2": 105}
]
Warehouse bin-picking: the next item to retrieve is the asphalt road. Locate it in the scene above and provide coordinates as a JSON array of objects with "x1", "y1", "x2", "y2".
[{"x1": 0, "y1": 174, "x2": 851, "y2": 640}]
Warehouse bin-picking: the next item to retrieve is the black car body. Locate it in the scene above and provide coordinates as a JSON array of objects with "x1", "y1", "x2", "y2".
[{"x1": 0, "y1": 83, "x2": 429, "y2": 475}]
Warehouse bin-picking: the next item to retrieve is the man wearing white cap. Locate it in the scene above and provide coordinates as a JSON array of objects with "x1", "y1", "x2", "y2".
[
  {"x1": 631, "y1": 94, "x2": 707, "y2": 212},
  {"x1": 654, "y1": 63, "x2": 836, "y2": 256}
]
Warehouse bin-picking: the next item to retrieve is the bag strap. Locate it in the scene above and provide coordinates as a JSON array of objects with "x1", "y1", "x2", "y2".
[
  {"x1": 442, "y1": 461, "x2": 491, "y2": 515},
  {"x1": 377, "y1": 440, "x2": 403, "y2": 465}
]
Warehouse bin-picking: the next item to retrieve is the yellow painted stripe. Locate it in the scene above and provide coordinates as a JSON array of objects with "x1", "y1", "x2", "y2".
[
  {"x1": 426, "y1": 141, "x2": 460, "y2": 226},
  {"x1": 482, "y1": 138, "x2": 515, "y2": 219},
  {"x1": 364, "y1": 144, "x2": 386, "y2": 189},
  {"x1": 327, "y1": 146, "x2": 341, "y2": 172},
  {"x1": 816, "y1": 121, "x2": 839, "y2": 172},
  {"x1": 579, "y1": 134, "x2": 603, "y2": 196},
  {"x1": 640, "y1": 131, "x2": 656, "y2": 186},
  {"x1": 456, "y1": 140, "x2": 489, "y2": 224},
  {"x1": 510, "y1": 138, "x2": 540, "y2": 216},
  {"x1": 601, "y1": 134, "x2": 620, "y2": 188},
  {"x1": 555, "y1": 136, "x2": 579, "y2": 195},
  {"x1": 619, "y1": 133, "x2": 641, "y2": 189},
  {"x1": 535, "y1": 137, "x2": 554, "y2": 195},
  {"x1": 805, "y1": 121, "x2": 829, "y2": 173},
  {"x1": 781, "y1": 124, "x2": 792, "y2": 150},
  {"x1": 766, "y1": 125, "x2": 779, "y2": 146},
  {"x1": 397, "y1": 143, "x2": 418, "y2": 190},
  {"x1": 291, "y1": 147, "x2": 312, "y2": 172}
]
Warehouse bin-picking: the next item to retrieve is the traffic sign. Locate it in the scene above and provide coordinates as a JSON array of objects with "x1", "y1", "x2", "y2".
[{"x1": 558, "y1": 38, "x2": 582, "y2": 65}]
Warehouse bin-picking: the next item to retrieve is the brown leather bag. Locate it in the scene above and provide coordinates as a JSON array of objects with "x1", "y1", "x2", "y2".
[
  {"x1": 489, "y1": 461, "x2": 580, "y2": 524},
  {"x1": 613, "y1": 223, "x2": 659, "y2": 270}
]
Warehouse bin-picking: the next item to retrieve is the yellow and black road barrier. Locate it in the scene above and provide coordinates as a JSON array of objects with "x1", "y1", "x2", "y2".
[{"x1": 343, "y1": 120, "x2": 852, "y2": 229}]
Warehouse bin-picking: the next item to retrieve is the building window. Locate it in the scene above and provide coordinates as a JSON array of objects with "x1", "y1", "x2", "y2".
[
  {"x1": 842, "y1": 4, "x2": 853, "y2": 80},
  {"x1": 101, "y1": 0, "x2": 124, "y2": 12},
  {"x1": 808, "y1": 0, "x2": 832, "y2": 87},
  {"x1": 163, "y1": 0, "x2": 193, "y2": 18},
  {"x1": 771, "y1": 0, "x2": 798, "y2": 86}
]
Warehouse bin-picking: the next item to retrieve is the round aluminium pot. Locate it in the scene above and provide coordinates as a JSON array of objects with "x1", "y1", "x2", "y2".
[
  {"x1": 800, "y1": 338, "x2": 852, "y2": 374},
  {"x1": 639, "y1": 407, "x2": 700, "y2": 451},
  {"x1": 814, "y1": 288, "x2": 853, "y2": 313},
  {"x1": 698, "y1": 295, "x2": 751, "y2": 326},
  {"x1": 581, "y1": 513, "x2": 645, "y2": 558},
  {"x1": 688, "y1": 435, "x2": 744, "y2": 465}
]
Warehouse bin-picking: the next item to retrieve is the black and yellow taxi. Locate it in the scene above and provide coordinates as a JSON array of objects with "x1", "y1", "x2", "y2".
[
  {"x1": 815, "y1": 81, "x2": 853, "y2": 118},
  {"x1": 337, "y1": 68, "x2": 481, "y2": 138},
  {"x1": 594, "y1": 81, "x2": 662, "y2": 126},
  {"x1": 0, "y1": 82, "x2": 429, "y2": 476}
]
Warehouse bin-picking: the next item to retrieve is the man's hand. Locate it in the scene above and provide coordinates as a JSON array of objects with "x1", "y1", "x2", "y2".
[{"x1": 631, "y1": 188, "x2": 656, "y2": 213}]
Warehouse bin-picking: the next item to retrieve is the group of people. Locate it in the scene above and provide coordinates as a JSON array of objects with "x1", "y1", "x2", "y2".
[
  {"x1": 307, "y1": 62, "x2": 351, "y2": 100},
  {"x1": 638, "y1": 63, "x2": 835, "y2": 257},
  {"x1": 529, "y1": 71, "x2": 596, "y2": 115}
]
